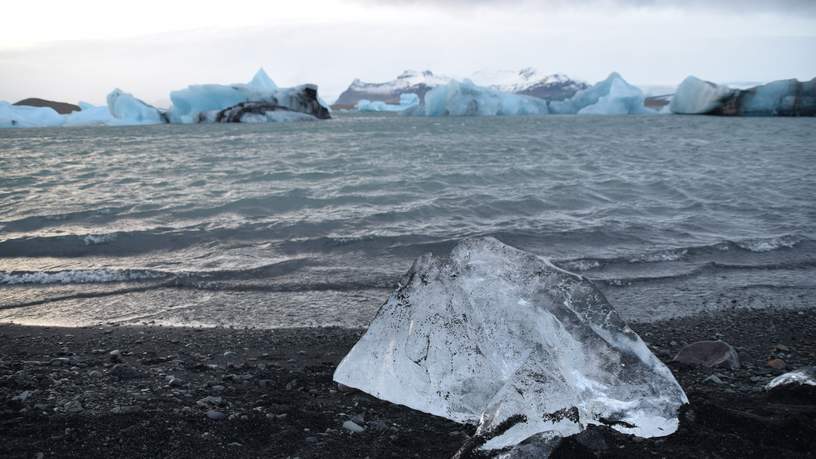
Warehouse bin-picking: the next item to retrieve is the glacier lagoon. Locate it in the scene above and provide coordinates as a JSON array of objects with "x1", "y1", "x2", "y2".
[{"x1": 1, "y1": 112, "x2": 815, "y2": 454}]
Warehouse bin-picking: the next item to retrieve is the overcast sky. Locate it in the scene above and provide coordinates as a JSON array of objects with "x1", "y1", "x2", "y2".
[{"x1": 1, "y1": 0, "x2": 814, "y2": 105}]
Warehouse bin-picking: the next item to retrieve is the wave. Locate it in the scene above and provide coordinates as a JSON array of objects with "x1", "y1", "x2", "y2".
[
  {"x1": 559, "y1": 234, "x2": 812, "y2": 272},
  {"x1": 0, "y1": 268, "x2": 169, "y2": 285}
]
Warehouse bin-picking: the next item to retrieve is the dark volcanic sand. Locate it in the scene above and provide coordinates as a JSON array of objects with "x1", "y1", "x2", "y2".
[{"x1": 1, "y1": 308, "x2": 815, "y2": 458}]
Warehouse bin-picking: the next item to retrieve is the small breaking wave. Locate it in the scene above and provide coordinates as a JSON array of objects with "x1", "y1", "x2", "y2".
[
  {"x1": 559, "y1": 234, "x2": 812, "y2": 272},
  {"x1": 0, "y1": 269, "x2": 169, "y2": 285}
]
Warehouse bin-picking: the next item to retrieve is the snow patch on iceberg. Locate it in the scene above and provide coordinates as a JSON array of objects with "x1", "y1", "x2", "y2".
[{"x1": 334, "y1": 237, "x2": 687, "y2": 449}]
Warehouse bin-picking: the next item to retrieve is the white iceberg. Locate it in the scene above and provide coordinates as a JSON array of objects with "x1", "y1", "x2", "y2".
[
  {"x1": 168, "y1": 68, "x2": 329, "y2": 123},
  {"x1": 356, "y1": 93, "x2": 420, "y2": 112},
  {"x1": 669, "y1": 76, "x2": 735, "y2": 115},
  {"x1": 0, "y1": 102, "x2": 65, "y2": 128},
  {"x1": 334, "y1": 237, "x2": 687, "y2": 450},
  {"x1": 106, "y1": 89, "x2": 165, "y2": 125},
  {"x1": 408, "y1": 79, "x2": 549, "y2": 116},
  {"x1": 550, "y1": 72, "x2": 651, "y2": 115}
]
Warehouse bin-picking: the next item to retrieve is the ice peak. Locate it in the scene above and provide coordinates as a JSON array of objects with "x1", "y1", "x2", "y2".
[{"x1": 248, "y1": 68, "x2": 277, "y2": 91}]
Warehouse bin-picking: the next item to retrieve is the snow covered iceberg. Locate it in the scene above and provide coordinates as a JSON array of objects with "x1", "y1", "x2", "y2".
[
  {"x1": 334, "y1": 237, "x2": 687, "y2": 450},
  {"x1": 356, "y1": 93, "x2": 419, "y2": 112},
  {"x1": 670, "y1": 76, "x2": 816, "y2": 116},
  {"x1": 406, "y1": 79, "x2": 549, "y2": 116},
  {"x1": 0, "y1": 102, "x2": 65, "y2": 128},
  {"x1": 168, "y1": 69, "x2": 330, "y2": 123},
  {"x1": 550, "y1": 72, "x2": 651, "y2": 115}
]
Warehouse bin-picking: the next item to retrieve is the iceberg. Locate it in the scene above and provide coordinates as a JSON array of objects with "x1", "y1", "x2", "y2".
[
  {"x1": 106, "y1": 89, "x2": 166, "y2": 125},
  {"x1": 550, "y1": 72, "x2": 651, "y2": 115},
  {"x1": 356, "y1": 93, "x2": 420, "y2": 112},
  {"x1": 63, "y1": 102, "x2": 116, "y2": 127},
  {"x1": 0, "y1": 101, "x2": 65, "y2": 128},
  {"x1": 334, "y1": 237, "x2": 687, "y2": 450},
  {"x1": 669, "y1": 76, "x2": 816, "y2": 116},
  {"x1": 168, "y1": 69, "x2": 330, "y2": 123},
  {"x1": 669, "y1": 76, "x2": 735, "y2": 115},
  {"x1": 408, "y1": 79, "x2": 549, "y2": 116}
]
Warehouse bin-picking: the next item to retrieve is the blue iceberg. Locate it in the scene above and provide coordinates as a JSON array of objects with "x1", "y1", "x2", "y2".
[
  {"x1": 168, "y1": 69, "x2": 329, "y2": 123},
  {"x1": 356, "y1": 93, "x2": 420, "y2": 112},
  {"x1": 407, "y1": 79, "x2": 549, "y2": 116},
  {"x1": 106, "y1": 89, "x2": 166, "y2": 125},
  {"x1": 550, "y1": 72, "x2": 651, "y2": 115},
  {"x1": 0, "y1": 102, "x2": 65, "y2": 128}
]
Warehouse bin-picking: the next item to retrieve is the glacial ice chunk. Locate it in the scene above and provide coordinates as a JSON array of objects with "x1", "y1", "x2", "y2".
[
  {"x1": 550, "y1": 72, "x2": 650, "y2": 115},
  {"x1": 106, "y1": 89, "x2": 165, "y2": 125},
  {"x1": 408, "y1": 79, "x2": 549, "y2": 116},
  {"x1": 669, "y1": 76, "x2": 735, "y2": 115},
  {"x1": 63, "y1": 103, "x2": 116, "y2": 126},
  {"x1": 334, "y1": 237, "x2": 687, "y2": 449},
  {"x1": 0, "y1": 101, "x2": 65, "y2": 128},
  {"x1": 167, "y1": 68, "x2": 329, "y2": 123},
  {"x1": 356, "y1": 92, "x2": 420, "y2": 112}
]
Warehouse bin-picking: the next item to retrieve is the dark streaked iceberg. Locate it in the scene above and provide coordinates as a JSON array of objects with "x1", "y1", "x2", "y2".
[{"x1": 670, "y1": 76, "x2": 816, "y2": 116}]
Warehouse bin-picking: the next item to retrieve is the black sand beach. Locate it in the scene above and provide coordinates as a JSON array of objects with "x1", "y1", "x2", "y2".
[{"x1": 1, "y1": 308, "x2": 814, "y2": 458}]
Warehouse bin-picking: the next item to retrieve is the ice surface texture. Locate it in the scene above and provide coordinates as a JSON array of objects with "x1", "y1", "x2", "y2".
[{"x1": 334, "y1": 237, "x2": 687, "y2": 449}]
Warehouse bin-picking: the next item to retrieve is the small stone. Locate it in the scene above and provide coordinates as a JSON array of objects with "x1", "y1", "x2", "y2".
[
  {"x1": 12, "y1": 391, "x2": 32, "y2": 402},
  {"x1": 773, "y1": 344, "x2": 791, "y2": 352},
  {"x1": 337, "y1": 383, "x2": 356, "y2": 393},
  {"x1": 197, "y1": 396, "x2": 224, "y2": 407},
  {"x1": 767, "y1": 358, "x2": 787, "y2": 370},
  {"x1": 703, "y1": 375, "x2": 724, "y2": 385},
  {"x1": 206, "y1": 410, "x2": 226, "y2": 421},
  {"x1": 63, "y1": 400, "x2": 83, "y2": 413},
  {"x1": 110, "y1": 364, "x2": 143, "y2": 380},
  {"x1": 109, "y1": 350, "x2": 123, "y2": 363},
  {"x1": 673, "y1": 340, "x2": 740, "y2": 370},
  {"x1": 342, "y1": 420, "x2": 365, "y2": 433}
]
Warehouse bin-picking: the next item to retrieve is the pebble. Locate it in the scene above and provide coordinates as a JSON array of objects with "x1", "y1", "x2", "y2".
[
  {"x1": 703, "y1": 375, "x2": 724, "y2": 385},
  {"x1": 206, "y1": 410, "x2": 226, "y2": 421},
  {"x1": 767, "y1": 358, "x2": 787, "y2": 370},
  {"x1": 197, "y1": 396, "x2": 224, "y2": 407},
  {"x1": 63, "y1": 400, "x2": 84, "y2": 413},
  {"x1": 343, "y1": 420, "x2": 365, "y2": 433},
  {"x1": 109, "y1": 350, "x2": 123, "y2": 363}
]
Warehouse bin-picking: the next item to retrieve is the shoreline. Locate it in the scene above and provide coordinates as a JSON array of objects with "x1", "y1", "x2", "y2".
[{"x1": 1, "y1": 307, "x2": 814, "y2": 458}]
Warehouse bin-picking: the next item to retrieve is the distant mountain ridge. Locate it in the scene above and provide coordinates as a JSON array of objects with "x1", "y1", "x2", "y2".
[{"x1": 333, "y1": 68, "x2": 588, "y2": 108}]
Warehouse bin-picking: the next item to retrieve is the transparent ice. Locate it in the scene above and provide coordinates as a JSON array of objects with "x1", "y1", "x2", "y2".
[{"x1": 334, "y1": 237, "x2": 687, "y2": 449}]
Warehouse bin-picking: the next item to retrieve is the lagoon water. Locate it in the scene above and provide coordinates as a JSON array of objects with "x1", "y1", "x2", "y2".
[{"x1": 1, "y1": 113, "x2": 815, "y2": 327}]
